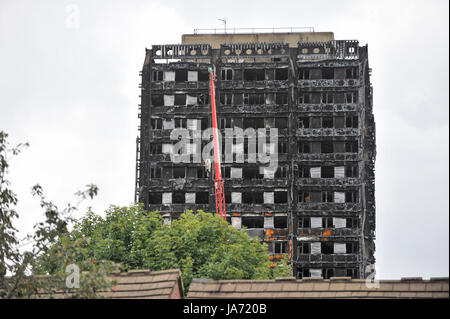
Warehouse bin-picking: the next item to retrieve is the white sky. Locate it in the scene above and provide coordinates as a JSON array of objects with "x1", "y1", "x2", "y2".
[{"x1": 0, "y1": 0, "x2": 448, "y2": 279}]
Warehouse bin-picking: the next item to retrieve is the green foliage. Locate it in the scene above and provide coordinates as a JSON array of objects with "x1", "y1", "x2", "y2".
[
  {"x1": 0, "y1": 131, "x2": 116, "y2": 298},
  {"x1": 41, "y1": 207, "x2": 291, "y2": 294}
]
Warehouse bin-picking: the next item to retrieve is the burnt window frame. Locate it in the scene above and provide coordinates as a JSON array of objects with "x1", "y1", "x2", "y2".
[
  {"x1": 172, "y1": 167, "x2": 186, "y2": 179},
  {"x1": 345, "y1": 191, "x2": 359, "y2": 203},
  {"x1": 321, "y1": 68, "x2": 334, "y2": 79},
  {"x1": 243, "y1": 93, "x2": 265, "y2": 106},
  {"x1": 346, "y1": 67, "x2": 358, "y2": 79},
  {"x1": 243, "y1": 68, "x2": 265, "y2": 81},
  {"x1": 298, "y1": 242, "x2": 311, "y2": 254},
  {"x1": 150, "y1": 143, "x2": 162, "y2": 155},
  {"x1": 274, "y1": 241, "x2": 288, "y2": 254},
  {"x1": 298, "y1": 191, "x2": 310, "y2": 203},
  {"x1": 152, "y1": 70, "x2": 163, "y2": 81},
  {"x1": 174, "y1": 118, "x2": 187, "y2": 128},
  {"x1": 322, "y1": 191, "x2": 334, "y2": 203},
  {"x1": 298, "y1": 68, "x2": 310, "y2": 80},
  {"x1": 321, "y1": 242, "x2": 334, "y2": 254},
  {"x1": 198, "y1": 69, "x2": 209, "y2": 81},
  {"x1": 275, "y1": 166, "x2": 288, "y2": 178},
  {"x1": 149, "y1": 192, "x2": 162, "y2": 204},
  {"x1": 175, "y1": 69, "x2": 188, "y2": 82},
  {"x1": 275, "y1": 68, "x2": 288, "y2": 80},
  {"x1": 346, "y1": 217, "x2": 359, "y2": 229},
  {"x1": 321, "y1": 166, "x2": 334, "y2": 178},
  {"x1": 346, "y1": 242, "x2": 359, "y2": 254},
  {"x1": 321, "y1": 92, "x2": 334, "y2": 104},
  {"x1": 298, "y1": 93, "x2": 311, "y2": 104},
  {"x1": 298, "y1": 116, "x2": 310, "y2": 128},
  {"x1": 298, "y1": 166, "x2": 310, "y2": 178},
  {"x1": 274, "y1": 192, "x2": 288, "y2": 204},
  {"x1": 221, "y1": 68, "x2": 233, "y2": 81},
  {"x1": 322, "y1": 217, "x2": 333, "y2": 228},
  {"x1": 150, "y1": 167, "x2": 162, "y2": 178},
  {"x1": 151, "y1": 94, "x2": 164, "y2": 107},
  {"x1": 346, "y1": 115, "x2": 359, "y2": 128},
  {"x1": 278, "y1": 141, "x2": 288, "y2": 154},
  {"x1": 298, "y1": 217, "x2": 311, "y2": 228},
  {"x1": 345, "y1": 165, "x2": 359, "y2": 178},
  {"x1": 321, "y1": 141, "x2": 334, "y2": 153},
  {"x1": 275, "y1": 93, "x2": 288, "y2": 105},
  {"x1": 322, "y1": 116, "x2": 334, "y2": 128},
  {"x1": 345, "y1": 140, "x2": 359, "y2": 153},
  {"x1": 197, "y1": 167, "x2": 208, "y2": 178},
  {"x1": 220, "y1": 93, "x2": 233, "y2": 106},
  {"x1": 174, "y1": 94, "x2": 186, "y2": 106},
  {"x1": 172, "y1": 191, "x2": 185, "y2": 204},
  {"x1": 195, "y1": 192, "x2": 209, "y2": 204},
  {"x1": 298, "y1": 142, "x2": 311, "y2": 153},
  {"x1": 150, "y1": 118, "x2": 163, "y2": 130},
  {"x1": 241, "y1": 216, "x2": 264, "y2": 228}
]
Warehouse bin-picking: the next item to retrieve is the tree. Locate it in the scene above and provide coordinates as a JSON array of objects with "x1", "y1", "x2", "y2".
[
  {"x1": 0, "y1": 131, "x2": 118, "y2": 298},
  {"x1": 39, "y1": 206, "x2": 291, "y2": 294}
]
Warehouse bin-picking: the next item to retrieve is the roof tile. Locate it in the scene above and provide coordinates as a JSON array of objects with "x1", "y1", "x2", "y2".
[
  {"x1": 351, "y1": 291, "x2": 369, "y2": 297},
  {"x1": 432, "y1": 292, "x2": 450, "y2": 298},
  {"x1": 235, "y1": 283, "x2": 252, "y2": 292},
  {"x1": 398, "y1": 292, "x2": 417, "y2": 298},
  {"x1": 425, "y1": 282, "x2": 444, "y2": 292},
  {"x1": 220, "y1": 283, "x2": 236, "y2": 292},
  {"x1": 313, "y1": 282, "x2": 330, "y2": 291},
  {"x1": 297, "y1": 282, "x2": 314, "y2": 291},
  {"x1": 281, "y1": 283, "x2": 299, "y2": 292},
  {"x1": 329, "y1": 283, "x2": 346, "y2": 291},
  {"x1": 378, "y1": 282, "x2": 394, "y2": 291}
]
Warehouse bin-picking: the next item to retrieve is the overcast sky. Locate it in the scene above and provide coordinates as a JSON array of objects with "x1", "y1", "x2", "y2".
[{"x1": 0, "y1": 0, "x2": 448, "y2": 279}]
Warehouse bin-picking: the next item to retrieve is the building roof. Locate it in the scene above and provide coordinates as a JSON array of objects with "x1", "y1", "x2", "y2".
[
  {"x1": 4, "y1": 269, "x2": 184, "y2": 299},
  {"x1": 181, "y1": 32, "x2": 334, "y2": 48},
  {"x1": 103, "y1": 269, "x2": 184, "y2": 299},
  {"x1": 187, "y1": 276, "x2": 449, "y2": 299}
]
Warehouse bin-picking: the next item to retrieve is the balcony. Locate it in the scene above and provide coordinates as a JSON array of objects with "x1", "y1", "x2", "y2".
[
  {"x1": 296, "y1": 253, "x2": 359, "y2": 264},
  {"x1": 294, "y1": 178, "x2": 361, "y2": 187},
  {"x1": 150, "y1": 81, "x2": 209, "y2": 91},
  {"x1": 148, "y1": 178, "x2": 210, "y2": 189},
  {"x1": 293, "y1": 152, "x2": 361, "y2": 161},
  {"x1": 226, "y1": 203, "x2": 288, "y2": 213},
  {"x1": 294, "y1": 103, "x2": 362, "y2": 113},
  {"x1": 296, "y1": 128, "x2": 360, "y2": 137},
  {"x1": 224, "y1": 178, "x2": 289, "y2": 188},
  {"x1": 298, "y1": 79, "x2": 360, "y2": 88},
  {"x1": 295, "y1": 202, "x2": 361, "y2": 212},
  {"x1": 151, "y1": 105, "x2": 211, "y2": 115},
  {"x1": 218, "y1": 104, "x2": 289, "y2": 114},
  {"x1": 148, "y1": 203, "x2": 210, "y2": 213},
  {"x1": 296, "y1": 227, "x2": 360, "y2": 239}
]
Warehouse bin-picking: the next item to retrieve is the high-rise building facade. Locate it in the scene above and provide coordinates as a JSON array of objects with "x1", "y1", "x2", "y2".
[{"x1": 135, "y1": 31, "x2": 376, "y2": 279}]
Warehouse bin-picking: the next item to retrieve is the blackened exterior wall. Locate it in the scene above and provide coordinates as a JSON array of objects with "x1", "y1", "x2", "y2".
[{"x1": 136, "y1": 37, "x2": 376, "y2": 279}]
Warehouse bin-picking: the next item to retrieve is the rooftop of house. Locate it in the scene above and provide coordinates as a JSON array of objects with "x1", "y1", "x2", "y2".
[
  {"x1": 187, "y1": 276, "x2": 449, "y2": 299},
  {"x1": 105, "y1": 269, "x2": 184, "y2": 299},
  {"x1": 4, "y1": 269, "x2": 184, "y2": 299}
]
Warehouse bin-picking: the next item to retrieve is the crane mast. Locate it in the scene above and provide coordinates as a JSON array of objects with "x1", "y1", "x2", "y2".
[{"x1": 208, "y1": 67, "x2": 226, "y2": 220}]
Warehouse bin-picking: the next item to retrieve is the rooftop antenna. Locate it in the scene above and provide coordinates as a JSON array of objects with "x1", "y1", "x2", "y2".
[{"x1": 218, "y1": 18, "x2": 227, "y2": 44}]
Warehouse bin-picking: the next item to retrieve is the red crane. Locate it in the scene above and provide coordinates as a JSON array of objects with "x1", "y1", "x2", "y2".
[{"x1": 208, "y1": 67, "x2": 226, "y2": 220}]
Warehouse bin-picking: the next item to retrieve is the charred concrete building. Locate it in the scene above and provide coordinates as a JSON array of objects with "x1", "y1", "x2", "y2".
[{"x1": 135, "y1": 31, "x2": 376, "y2": 279}]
